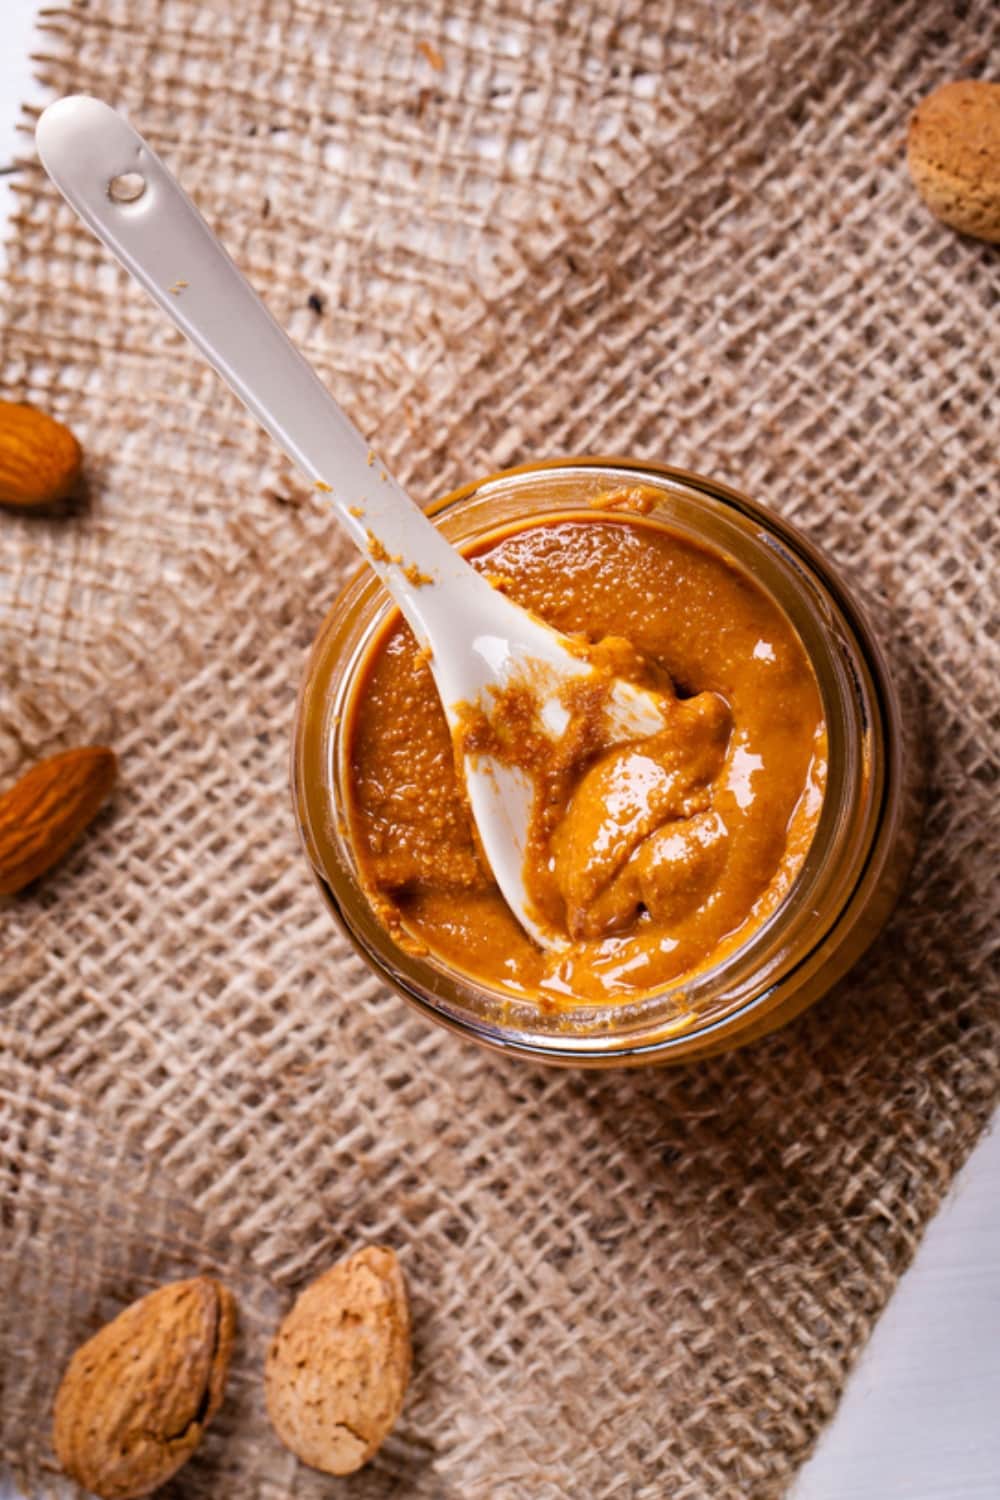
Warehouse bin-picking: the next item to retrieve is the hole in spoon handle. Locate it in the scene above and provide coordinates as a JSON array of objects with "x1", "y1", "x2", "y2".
[{"x1": 108, "y1": 171, "x2": 146, "y2": 203}]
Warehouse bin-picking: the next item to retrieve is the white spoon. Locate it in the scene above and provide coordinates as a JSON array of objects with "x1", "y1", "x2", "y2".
[{"x1": 36, "y1": 95, "x2": 667, "y2": 949}]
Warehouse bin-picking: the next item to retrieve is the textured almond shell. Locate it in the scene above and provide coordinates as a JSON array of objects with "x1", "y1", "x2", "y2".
[
  {"x1": 0, "y1": 746, "x2": 116, "y2": 895},
  {"x1": 265, "y1": 1246, "x2": 411, "y2": 1476},
  {"x1": 907, "y1": 79, "x2": 1000, "y2": 243},
  {"x1": 0, "y1": 399, "x2": 82, "y2": 508},
  {"x1": 52, "y1": 1276, "x2": 236, "y2": 1500}
]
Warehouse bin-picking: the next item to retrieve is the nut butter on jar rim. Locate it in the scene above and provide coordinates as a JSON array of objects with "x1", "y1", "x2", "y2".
[{"x1": 292, "y1": 458, "x2": 923, "y2": 1067}]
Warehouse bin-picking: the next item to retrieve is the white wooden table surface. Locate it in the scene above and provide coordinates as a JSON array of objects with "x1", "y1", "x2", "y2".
[{"x1": 2, "y1": 5, "x2": 998, "y2": 1496}]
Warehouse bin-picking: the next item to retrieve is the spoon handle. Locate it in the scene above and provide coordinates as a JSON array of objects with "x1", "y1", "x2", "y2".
[{"x1": 35, "y1": 95, "x2": 489, "y2": 648}]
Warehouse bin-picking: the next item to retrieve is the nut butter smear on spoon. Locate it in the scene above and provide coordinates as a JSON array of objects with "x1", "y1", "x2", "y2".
[{"x1": 36, "y1": 95, "x2": 709, "y2": 950}]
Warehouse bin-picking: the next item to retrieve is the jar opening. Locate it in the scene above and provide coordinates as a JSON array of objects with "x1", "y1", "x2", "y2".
[{"x1": 293, "y1": 459, "x2": 902, "y2": 1064}]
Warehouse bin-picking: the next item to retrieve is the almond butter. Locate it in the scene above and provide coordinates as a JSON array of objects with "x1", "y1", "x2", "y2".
[
  {"x1": 53, "y1": 1276, "x2": 236, "y2": 1500},
  {"x1": 0, "y1": 746, "x2": 116, "y2": 895},
  {"x1": 0, "y1": 399, "x2": 82, "y2": 509},
  {"x1": 265, "y1": 1246, "x2": 411, "y2": 1476},
  {"x1": 907, "y1": 79, "x2": 1000, "y2": 242}
]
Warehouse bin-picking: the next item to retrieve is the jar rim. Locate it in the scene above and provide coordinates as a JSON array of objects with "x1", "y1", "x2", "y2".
[{"x1": 292, "y1": 457, "x2": 902, "y2": 1064}]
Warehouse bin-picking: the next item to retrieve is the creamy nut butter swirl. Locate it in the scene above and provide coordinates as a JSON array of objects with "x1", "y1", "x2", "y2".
[{"x1": 347, "y1": 510, "x2": 826, "y2": 1004}]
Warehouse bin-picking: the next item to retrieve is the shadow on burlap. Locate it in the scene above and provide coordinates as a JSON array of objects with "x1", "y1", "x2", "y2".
[{"x1": 1, "y1": 2, "x2": 998, "y2": 1496}]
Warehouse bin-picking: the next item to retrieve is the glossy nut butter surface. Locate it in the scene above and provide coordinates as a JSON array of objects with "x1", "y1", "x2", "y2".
[{"x1": 346, "y1": 505, "x2": 826, "y2": 1005}]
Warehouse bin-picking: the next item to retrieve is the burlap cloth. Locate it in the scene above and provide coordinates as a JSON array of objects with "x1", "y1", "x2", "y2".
[{"x1": 1, "y1": 1, "x2": 998, "y2": 1495}]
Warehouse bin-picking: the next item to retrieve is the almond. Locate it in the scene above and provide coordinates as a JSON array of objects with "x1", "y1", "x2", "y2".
[
  {"x1": 53, "y1": 1276, "x2": 236, "y2": 1500},
  {"x1": 0, "y1": 746, "x2": 116, "y2": 895},
  {"x1": 907, "y1": 79, "x2": 1000, "y2": 243},
  {"x1": 0, "y1": 399, "x2": 83, "y2": 509},
  {"x1": 265, "y1": 1246, "x2": 411, "y2": 1476}
]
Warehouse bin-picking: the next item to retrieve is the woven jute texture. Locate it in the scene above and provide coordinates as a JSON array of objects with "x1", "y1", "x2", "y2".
[{"x1": 2, "y1": 1, "x2": 998, "y2": 1496}]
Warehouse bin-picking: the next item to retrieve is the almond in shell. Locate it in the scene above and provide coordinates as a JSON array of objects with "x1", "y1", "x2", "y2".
[
  {"x1": 907, "y1": 79, "x2": 1000, "y2": 242},
  {"x1": 0, "y1": 746, "x2": 116, "y2": 895},
  {"x1": 265, "y1": 1245, "x2": 411, "y2": 1476},
  {"x1": 0, "y1": 399, "x2": 82, "y2": 509},
  {"x1": 53, "y1": 1276, "x2": 236, "y2": 1500}
]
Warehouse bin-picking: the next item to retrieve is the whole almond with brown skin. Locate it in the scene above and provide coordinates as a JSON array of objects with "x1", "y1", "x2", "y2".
[
  {"x1": 0, "y1": 399, "x2": 82, "y2": 508},
  {"x1": 0, "y1": 746, "x2": 116, "y2": 895},
  {"x1": 53, "y1": 1276, "x2": 236, "y2": 1500},
  {"x1": 907, "y1": 79, "x2": 1000, "y2": 242},
  {"x1": 265, "y1": 1246, "x2": 411, "y2": 1476}
]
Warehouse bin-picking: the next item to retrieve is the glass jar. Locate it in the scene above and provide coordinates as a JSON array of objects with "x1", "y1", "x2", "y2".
[{"x1": 292, "y1": 458, "x2": 922, "y2": 1066}]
